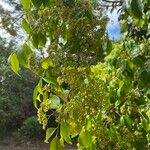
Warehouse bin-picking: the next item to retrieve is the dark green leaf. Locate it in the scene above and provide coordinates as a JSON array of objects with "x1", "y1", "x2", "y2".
[
  {"x1": 31, "y1": 0, "x2": 42, "y2": 9},
  {"x1": 131, "y1": 0, "x2": 143, "y2": 19},
  {"x1": 42, "y1": 0, "x2": 51, "y2": 6},
  {"x1": 123, "y1": 115, "x2": 132, "y2": 129},
  {"x1": 107, "y1": 39, "x2": 112, "y2": 55},
  {"x1": 32, "y1": 33, "x2": 39, "y2": 48},
  {"x1": 38, "y1": 32, "x2": 47, "y2": 47}
]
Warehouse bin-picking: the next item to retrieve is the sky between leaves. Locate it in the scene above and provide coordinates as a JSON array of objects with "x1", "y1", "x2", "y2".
[{"x1": 0, "y1": 0, "x2": 120, "y2": 42}]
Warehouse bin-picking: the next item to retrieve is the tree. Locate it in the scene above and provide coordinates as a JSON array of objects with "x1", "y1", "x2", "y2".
[{"x1": 8, "y1": 0, "x2": 150, "y2": 149}]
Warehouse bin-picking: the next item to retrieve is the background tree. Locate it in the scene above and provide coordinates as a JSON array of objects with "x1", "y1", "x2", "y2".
[{"x1": 0, "y1": 1, "x2": 43, "y2": 140}]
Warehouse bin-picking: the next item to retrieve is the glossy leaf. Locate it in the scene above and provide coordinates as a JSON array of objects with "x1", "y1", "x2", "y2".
[
  {"x1": 8, "y1": 52, "x2": 19, "y2": 74},
  {"x1": 45, "y1": 127, "x2": 56, "y2": 143}
]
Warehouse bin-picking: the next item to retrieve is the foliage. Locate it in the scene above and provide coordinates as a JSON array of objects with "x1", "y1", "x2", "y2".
[
  {"x1": 8, "y1": 0, "x2": 150, "y2": 149},
  {"x1": 20, "y1": 116, "x2": 43, "y2": 139},
  {"x1": 0, "y1": 38, "x2": 43, "y2": 139}
]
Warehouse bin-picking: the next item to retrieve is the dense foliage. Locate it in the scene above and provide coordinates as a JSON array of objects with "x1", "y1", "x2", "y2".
[{"x1": 8, "y1": 0, "x2": 150, "y2": 149}]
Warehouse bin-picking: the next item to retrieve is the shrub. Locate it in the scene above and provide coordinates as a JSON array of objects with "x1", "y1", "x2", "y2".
[{"x1": 20, "y1": 116, "x2": 43, "y2": 139}]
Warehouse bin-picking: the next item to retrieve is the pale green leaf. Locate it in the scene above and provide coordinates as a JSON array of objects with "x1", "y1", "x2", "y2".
[
  {"x1": 50, "y1": 136, "x2": 63, "y2": 150},
  {"x1": 45, "y1": 128, "x2": 56, "y2": 143},
  {"x1": 8, "y1": 52, "x2": 19, "y2": 74},
  {"x1": 22, "y1": 19, "x2": 31, "y2": 34},
  {"x1": 38, "y1": 80, "x2": 43, "y2": 95},
  {"x1": 60, "y1": 122, "x2": 72, "y2": 144},
  {"x1": 17, "y1": 44, "x2": 32, "y2": 68},
  {"x1": 79, "y1": 129, "x2": 91, "y2": 148},
  {"x1": 41, "y1": 57, "x2": 53, "y2": 69},
  {"x1": 21, "y1": 0, "x2": 31, "y2": 10},
  {"x1": 33, "y1": 85, "x2": 38, "y2": 109},
  {"x1": 50, "y1": 95, "x2": 60, "y2": 109}
]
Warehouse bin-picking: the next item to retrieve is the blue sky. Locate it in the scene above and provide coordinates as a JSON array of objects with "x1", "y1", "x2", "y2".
[{"x1": 106, "y1": 9, "x2": 120, "y2": 40}]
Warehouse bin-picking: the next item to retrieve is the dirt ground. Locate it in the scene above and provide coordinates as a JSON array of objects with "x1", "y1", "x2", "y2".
[{"x1": 0, "y1": 139, "x2": 77, "y2": 150}]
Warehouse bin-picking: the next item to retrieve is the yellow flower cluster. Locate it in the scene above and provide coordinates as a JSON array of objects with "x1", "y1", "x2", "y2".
[{"x1": 37, "y1": 99, "x2": 51, "y2": 129}]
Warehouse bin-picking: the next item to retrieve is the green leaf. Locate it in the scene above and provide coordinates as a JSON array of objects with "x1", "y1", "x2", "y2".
[
  {"x1": 37, "y1": 79, "x2": 43, "y2": 95},
  {"x1": 97, "y1": 44, "x2": 103, "y2": 60},
  {"x1": 22, "y1": 19, "x2": 31, "y2": 34},
  {"x1": 41, "y1": 57, "x2": 53, "y2": 69},
  {"x1": 8, "y1": 52, "x2": 19, "y2": 74},
  {"x1": 107, "y1": 39, "x2": 112, "y2": 55},
  {"x1": 50, "y1": 136, "x2": 63, "y2": 150},
  {"x1": 42, "y1": 0, "x2": 51, "y2": 6},
  {"x1": 109, "y1": 126, "x2": 118, "y2": 141},
  {"x1": 117, "y1": 81, "x2": 124, "y2": 97},
  {"x1": 131, "y1": 0, "x2": 143, "y2": 19},
  {"x1": 43, "y1": 68, "x2": 58, "y2": 86},
  {"x1": 17, "y1": 44, "x2": 32, "y2": 68},
  {"x1": 123, "y1": 115, "x2": 132, "y2": 129},
  {"x1": 60, "y1": 122, "x2": 72, "y2": 144},
  {"x1": 79, "y1": 129, "x2": 91, "y2": 148},
  {"x1": 45, "y1": 128, "x2": 56, "y2": 143},
  {"x1": 31, "y1": 0, "x2": 42, "y2": 9},
  {"x1": 33, "y1": 85, "x2": 38, "y2": 109},
  {"x1": 21, "y1": 0, "x2": 31, "y2": 10},
  {"x1": 17, "y1": 50, "x2": 28, "y2": 68},
  {"x1": 50, "y1": 95, "x2": 60, "y2": 109},
  {"x1": 140, "y1": 112, "x2": 149, "y2": 132},
  {"x1": 142, "y1": 117, "x2": 149, "y2": 132},
  {"x1": 38, "y1": 32, "x2": 47, "y2": 47},
  {"x1": 32, "y1": 33, "x2": 39, "y2": 49},
  {"x1": 22, "y1": 43, "x2": 32, "y2": 55},
  {"x1": 86, "y1": 119, "x2": 92, "y2": 131}
]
